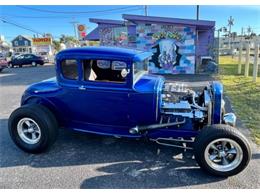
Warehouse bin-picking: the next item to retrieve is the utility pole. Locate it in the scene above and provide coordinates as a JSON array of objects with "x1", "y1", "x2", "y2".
[
  {"x1": 247, "y1": 26, "x2": 252, "y2": 36},
  {"x1": 144, "y1": 5, "x2": 148, "y2": 16},
  {"x1": 70, "y1": 18, "x2": 79, "y2": 41},
  {"x1": 196, "y1": 5, "x2": 199, "y2": 20}
]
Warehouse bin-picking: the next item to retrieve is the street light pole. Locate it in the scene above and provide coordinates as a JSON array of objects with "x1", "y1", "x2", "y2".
[
  {"x1": 196, "y1": 5, "x2": 199, "y2": 20},
  {"x1": 144, "y1": 5, "x2": 148, "y2": 16},
  {"x1": 70, "y1": 19, "x2": 78, "y2": 41},
  {"x1": 217, "y1": 28, "x2": 221, "y2": 64}
]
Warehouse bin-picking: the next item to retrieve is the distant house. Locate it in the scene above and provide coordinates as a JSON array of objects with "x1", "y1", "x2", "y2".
[{"x1": 11, "y1": 35, "x2": 33, "y2": 54}]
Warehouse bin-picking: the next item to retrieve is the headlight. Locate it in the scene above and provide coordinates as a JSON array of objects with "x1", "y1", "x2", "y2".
[{"x1": 223, "y1": 113, "x2": 236, "y2": 126}]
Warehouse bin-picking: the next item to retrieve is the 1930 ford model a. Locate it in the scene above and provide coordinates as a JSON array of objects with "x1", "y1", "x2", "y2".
[{"x1": 8, "y1": 47, "x2": 251, "y2": 177}]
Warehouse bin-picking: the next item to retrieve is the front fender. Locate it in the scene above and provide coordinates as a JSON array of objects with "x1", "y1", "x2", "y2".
[{"x1": 211, "y1": 81, "x2": 223, "y2": 124}]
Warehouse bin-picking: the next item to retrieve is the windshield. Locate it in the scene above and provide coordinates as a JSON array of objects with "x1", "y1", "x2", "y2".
[{"x1": 133, "y1": 59, "x2": 149, "y2": 81}]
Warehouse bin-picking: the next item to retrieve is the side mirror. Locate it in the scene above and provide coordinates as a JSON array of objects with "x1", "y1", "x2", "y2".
[{"x1": 121, "y1": 68, "x2": 130, "y2": 78}]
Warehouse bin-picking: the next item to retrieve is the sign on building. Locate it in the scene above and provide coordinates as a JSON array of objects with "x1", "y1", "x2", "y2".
[
  {"x1": 32, "y1": 37, "x2": 52, "y2": 45},
  {"x1": 77, "y1": 24, "x2": 87, "y2": 41}
]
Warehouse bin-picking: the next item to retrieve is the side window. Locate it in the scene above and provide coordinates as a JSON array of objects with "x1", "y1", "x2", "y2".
[
  {"x1": 61, "y1": 59, "x2": 78, "y2": 80},
  {"x1": 24, "y1": 54, "x2": 31, "y2": 59},
  {"x1": 82, "y1": 59, "x2": 127, "y2": 83}
]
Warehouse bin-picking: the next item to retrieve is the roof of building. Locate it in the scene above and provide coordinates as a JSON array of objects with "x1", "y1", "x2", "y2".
[
  {"x1": 86, "y1": 14, "x2": 215, "y2": 41},
  {"x1": 122, "y1": 14, "x2": 215, "y2": 28},
  {"x1": 56, "y1": 46, "x2": 152, "y2": 62},
  {"x1": 11, "y1": 35, "x2": 32, "y2": 42},
  {"x1": 85, "y1": 27, "x2": 99, "y2": 41},
  {"x1": 89, "y1": 18, "x2": 125, "y2": 25}
]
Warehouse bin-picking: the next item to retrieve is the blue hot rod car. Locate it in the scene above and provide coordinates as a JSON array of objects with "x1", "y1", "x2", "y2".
[{"x1": 8, "y1": 47, "x2": 251, "y2": 176}]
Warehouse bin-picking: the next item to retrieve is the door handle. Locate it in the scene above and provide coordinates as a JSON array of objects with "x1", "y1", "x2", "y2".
[{"x1": 78, "y1": 85, "x2": 86, "y2": 90}]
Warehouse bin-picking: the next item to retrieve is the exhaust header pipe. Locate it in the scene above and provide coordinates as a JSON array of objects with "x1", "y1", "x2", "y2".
[{"x1": 129, "y1": 118, "x2": 186, "y2": 134}]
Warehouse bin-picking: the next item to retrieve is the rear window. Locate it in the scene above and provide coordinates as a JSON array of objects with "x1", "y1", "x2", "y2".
[{"x1": 61, "y1": 59, "x2": 78, "y2": 80}]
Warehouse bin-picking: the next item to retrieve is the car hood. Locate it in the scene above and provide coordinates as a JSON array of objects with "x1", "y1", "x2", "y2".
[
  {"x1": 25, "y1": 77, "x2": 61, "y2": 94},
  {"x1": 133, "y1": 74, "x2": 165, "y2": 93}
]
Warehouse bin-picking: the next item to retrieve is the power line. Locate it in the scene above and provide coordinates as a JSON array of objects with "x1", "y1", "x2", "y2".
[
  {"x1": 0, "y1": 17, "x2": 44, "y2": 36},
  {"x1": 3, "y1": 7, "x2": 143, "y2": 19},
  {"x1": 16, "y1": 5, "x2": 140, "y2": 14}
]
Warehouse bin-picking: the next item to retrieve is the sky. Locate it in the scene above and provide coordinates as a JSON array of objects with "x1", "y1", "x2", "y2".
[{"x1": 0, "y1": 5, "x2": 260, "y2": 42}]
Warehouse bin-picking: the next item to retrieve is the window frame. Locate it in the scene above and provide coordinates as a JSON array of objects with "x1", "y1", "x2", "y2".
[
  {"x1": 60, "y1": 59, "x2": 80, "y2": 82},
  {"x1": 81, "y1": 59, "x2": 128, "y2": 84},
  {"x1": 78, "y1": 56, "x2": 132, "y2": 89}
]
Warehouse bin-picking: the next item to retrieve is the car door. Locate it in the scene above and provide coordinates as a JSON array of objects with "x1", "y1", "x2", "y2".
[
  {"x1": 23, "y1": 54, "x2": 32, "y2": 65},
  {"x1": 14, "y1": 55, "x2": 24, "y2": 65},
  {"x1": 58, "y1": 58, "x2": 132, "y2": 132}
]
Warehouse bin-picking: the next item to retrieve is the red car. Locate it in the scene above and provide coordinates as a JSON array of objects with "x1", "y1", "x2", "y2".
[{"x1": 0, "y1": 58, "x2": 8, "y2": 72}]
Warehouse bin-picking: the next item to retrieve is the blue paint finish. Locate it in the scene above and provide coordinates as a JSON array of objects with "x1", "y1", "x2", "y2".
[
  {"x1": 20, "y1": 47, "x2": 223, "y2": 141},
  {"x1": 211, "y1": 81, "x2": 223, "y2": 124}
]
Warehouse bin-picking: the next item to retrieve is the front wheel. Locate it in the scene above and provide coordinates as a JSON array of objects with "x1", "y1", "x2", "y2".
[
  {"x1": 194, "y1": 124, "x2": 251, "y2": 177},
  {"x1": 8, "y1": 63, "x2": 13, "y2": 68},
  {"x1": 8, "y1": 104, "x2": 58, "y2": 153}
]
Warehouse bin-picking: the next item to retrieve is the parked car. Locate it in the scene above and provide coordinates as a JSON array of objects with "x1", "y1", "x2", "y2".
[
  {"x1": 0, "y1": 57, "x2": 8, "y2": 72},
  {"x1": 8, "y1": 53, "x2": 44, "y2": 68},
  {"x1": 38, "y1": 52, "x2": 50, "y2": 63},
  {"x1": 8, "y1": 47, "x2": 251, "y2": 177}
]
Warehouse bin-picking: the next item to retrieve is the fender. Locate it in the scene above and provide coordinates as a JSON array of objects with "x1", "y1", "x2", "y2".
[{"x1": 21, "y1": 95, "x2": 65, "y2": 125}]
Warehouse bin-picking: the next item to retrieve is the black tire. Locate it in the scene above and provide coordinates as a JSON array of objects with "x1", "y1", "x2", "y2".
[
  {"x1": 194, "y1": 124, "x2": 251, "y2": 177},
  {"x1": 32, "y1": 61, "x2": 37, "y2": 67},
  {"x1": 19, "y1": 64, "x2": 22, "y2": 68},
  {"x1": 8, "y1": 104, "x2": 58, "y2": 153},
  {"x1": 0, "y1": 69, "x2": 2, "y2": 72}
]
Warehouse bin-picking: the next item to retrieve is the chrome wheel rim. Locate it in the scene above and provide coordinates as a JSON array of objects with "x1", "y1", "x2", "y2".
[
  {"x1": 32, "y1": 62, "x2": 36, "y2": 66},
  {"x1": 17, "y1": 118, "x2": 41, "y2": 144},
  {"x1": 204, "y1": 138, "x2": 243, "y2": 172}
]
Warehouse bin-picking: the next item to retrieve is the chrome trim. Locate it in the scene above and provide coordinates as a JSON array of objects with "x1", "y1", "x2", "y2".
[
  {"x1": 17, "y1": 117, "x2": 41, "y2": 145},
  {"x1": 204, "y1": 138, "x2": 243, "y2": 172},
  {"x1": 151, "y1": 137, "x2": 194, "y2": 150},
  {"x1": 223, "y1": 113, "x2": 236, "y2": 126}
]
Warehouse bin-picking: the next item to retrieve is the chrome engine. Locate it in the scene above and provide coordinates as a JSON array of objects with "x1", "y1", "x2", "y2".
[{"x1": 161, "y1": 82, "x2": 212, "y2": 129}]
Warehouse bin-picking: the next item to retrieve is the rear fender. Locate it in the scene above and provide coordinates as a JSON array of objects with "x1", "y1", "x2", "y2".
[{"x1": 21, "y1": 96, "x2": 63, "y2": 125}]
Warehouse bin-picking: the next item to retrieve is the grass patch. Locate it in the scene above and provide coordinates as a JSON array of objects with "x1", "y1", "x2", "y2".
[{"x1": 217, "y1": 56, "x2": 260, "y2": 144}]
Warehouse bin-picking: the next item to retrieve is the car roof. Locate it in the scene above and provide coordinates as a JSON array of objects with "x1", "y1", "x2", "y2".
[{"x1": 56, "y1": 46, "x2": 152, "y2": 62}]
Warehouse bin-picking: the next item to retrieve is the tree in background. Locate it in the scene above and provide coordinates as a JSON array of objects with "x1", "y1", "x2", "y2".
[{"x1": 52, "y1": 40, "x2": 61, "y2": 53}]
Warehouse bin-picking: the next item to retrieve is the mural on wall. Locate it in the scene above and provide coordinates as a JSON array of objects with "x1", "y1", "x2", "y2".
[
  {"x1": 136, "y1": 24, "x2": 196, "y2": 74},
  {"x1": 99, "y1": 26, "x2": 128, "y2": 47}
]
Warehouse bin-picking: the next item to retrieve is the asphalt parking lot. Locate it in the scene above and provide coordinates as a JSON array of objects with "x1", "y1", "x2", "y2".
[{"x1": 0, "y1": 64, "x2": 259, "y2": 188}]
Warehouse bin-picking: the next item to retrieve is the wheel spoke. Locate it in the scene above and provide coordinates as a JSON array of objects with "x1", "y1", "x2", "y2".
[
  {"x1": 210, "y1": 144, "x2": 219, "y2": 151},
  {"x1": 25, "y1": 120, "x2": 31, "y2": 127},
  {"x1": 222, "y1": 157, "x2": 229, "y2": 165},
  {"x1": 31, "y1": 132, "x2": 37, "y2": 140},
  {"x1": 34, "y1": 128, "x2": 40, "y2": 132},
  {"x1": 227, "y1": 148, "x2": 237, "y2": 154},
  {"x1": 209, "y1": 154, "x2": 218, "y2": 161},
  {"x1": 221, "y1": 141, "x2": 227, "y2": 148}
]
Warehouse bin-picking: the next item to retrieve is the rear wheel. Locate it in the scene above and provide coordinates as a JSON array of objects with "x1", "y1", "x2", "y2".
[
  {"x1": 8, "y1": 104, "x2": 58, "y2": 153},
  {"x1": 194, "y1": 124, "x2": 251, "y2": 177},
  {"x1": 32, "y1": 61, "x2": 37, "y2": 67}
]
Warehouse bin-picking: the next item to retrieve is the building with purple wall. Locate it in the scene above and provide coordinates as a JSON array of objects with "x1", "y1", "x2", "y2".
[{"x1": 86, "y1": 14, "x2": 215, "y2": 74}]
